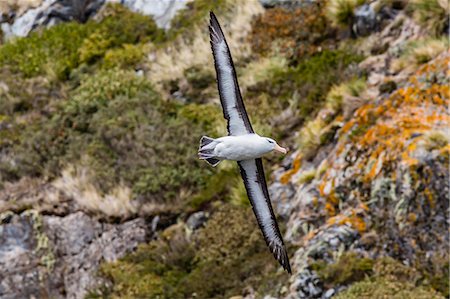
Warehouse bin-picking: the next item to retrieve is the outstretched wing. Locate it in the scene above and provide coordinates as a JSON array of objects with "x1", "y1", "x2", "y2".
[
  {"x1": 209, "y1": 11, "x2": 254, "y2": 136},
  {"x1": 238, "y1": 159, "x2": 292, "y2": 273}
]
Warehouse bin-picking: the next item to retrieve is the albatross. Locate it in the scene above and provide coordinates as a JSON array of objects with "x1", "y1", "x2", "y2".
[{"x1": 198, "y1": 11, "x2": 292, "y2": 274}]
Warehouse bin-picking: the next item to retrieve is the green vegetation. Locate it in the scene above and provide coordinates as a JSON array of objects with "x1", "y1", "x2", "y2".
[
  {"x1": 274, "y1": 50, "x2": 362, "y2": 116},
  {"x1": 335, "y1": 257, "x2": 444, "y2": 298},
  {"x1": 325, "y1": 0, "x2": 366, "y2": 28},
  {"x1": 312, "y1": 252, "x2": 374, "y2": 286},
  {"x1": 0, "y1": 3, "x2": 163, "y2": 79},
  {"x1": 0, "y1": 68, "x2": 219, "y2": 206},
  {"x1": 96, "y1": 204, "x2": 288, "y2": 298},
  {"x1": 325, "y1": 78, "x2": 366, "y2": 114},
  {"x1": 249, "y1": 3, "x2": 337, "y2": 62},
  {"x1": 167, "y1": 0, "x2": 227, "y2": 41},
  {"x1": 392, "y1": 38, "x2": 448, "y2": 72},
  {"x1": 407, "y1": 0, "x2": 449, "y2": 36}
]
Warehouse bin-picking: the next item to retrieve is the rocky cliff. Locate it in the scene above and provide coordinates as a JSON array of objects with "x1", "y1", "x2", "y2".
[{"x1": 0, "y1": 0, "x2": 448, "y2": 298}]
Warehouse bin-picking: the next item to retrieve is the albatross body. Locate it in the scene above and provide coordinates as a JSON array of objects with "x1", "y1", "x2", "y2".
[
  {"x1": 200, "y1": 134, "x2": 287, "y2": 163},
  {"x1": 198, "y1": 12, "x2": 292, "y2": 274}
]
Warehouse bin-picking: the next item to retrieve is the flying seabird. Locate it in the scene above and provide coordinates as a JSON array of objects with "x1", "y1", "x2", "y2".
[{"x1": 198, "y1": 11, "x2": 292, "y2": 274}]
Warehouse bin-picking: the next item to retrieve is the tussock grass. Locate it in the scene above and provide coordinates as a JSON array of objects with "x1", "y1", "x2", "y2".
[
  {"x1": 49, "y1": 166, "x2": 136, "y2": 218},
  {"x1": 326, "y1": 78, "x2": 367, "y2": 117},
  {"x1": 325, "y1": 0, "x2": 366, "y2": 28},
  {"x1": 239, "y1": 56, "x2": 287, "y2": 90},
  {"x1": 408, "y1": 0, "x2": 449, "y2": 36},
  {"x1": 392, "y1": 38, "x2": 448, "y2": 72}
]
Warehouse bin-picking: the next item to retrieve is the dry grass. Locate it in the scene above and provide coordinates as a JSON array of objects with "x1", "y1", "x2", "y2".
[
  {"x1": 49, "y1": 165, "x2": 137, "y2": 218},
  {"x1": 297, "y1": 116, "x2": 328, "y2": 160},
  {"x1": 391, "y1": 38, "x2": 448, "y2": 73},
  {"x1": 145, "y1": 0, "x2": 263, "y2": 89},
  {"x1": 326, "y1": 78, "x2": 367, "y2": 115},
  {"x1": 238, "y1": 56, "x2": 287, "y2": 90},
  {"x1": 0, "y1": 0, "x2": 42, "y2": 16},
  {"x1": 408, "y1": 0, "x2": 449, "y2": 36},
  {"x1": 325, "y1": 0, "x2": 366, "y2": 28}
]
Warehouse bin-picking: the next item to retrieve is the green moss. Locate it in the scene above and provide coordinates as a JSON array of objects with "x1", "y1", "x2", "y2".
[
  {"x1": 312, "y1": 252, "x2": 374, "y2": 286},
  {"x1": 97, "y1": 204, "x2": 288, "y2": 298}
]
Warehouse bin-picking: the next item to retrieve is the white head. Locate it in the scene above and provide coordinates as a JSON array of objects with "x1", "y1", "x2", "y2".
[{"x1": 264, "y1": 137, "x2": 288, "y2": 154}]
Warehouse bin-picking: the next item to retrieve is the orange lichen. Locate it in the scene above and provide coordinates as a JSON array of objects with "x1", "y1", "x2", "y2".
[
  {"x1": 407, "y1": 212, "x2": 418, "y2": 223},
  {"x1": 325, "y1": 202, "x2": 336, "y2": 216},
  {"x1": 280, "y1": 154, "x2": 302, "y2": 184},
  {"x1": 312, "y1": 54, "x2": 450, "y2": 232},
  {"x1": 326, "y1": 210, "x2": 367, "y2": 234}
]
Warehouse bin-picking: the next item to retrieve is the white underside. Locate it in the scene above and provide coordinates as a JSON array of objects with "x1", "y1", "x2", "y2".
[{"x1": 204, "y1": 134, "x2": 272, "y2": 161}]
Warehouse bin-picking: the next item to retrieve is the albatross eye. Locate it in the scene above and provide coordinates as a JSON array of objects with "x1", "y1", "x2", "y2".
[{"x1": 267, "y1": 139, "x2": 274, "y2": 144}]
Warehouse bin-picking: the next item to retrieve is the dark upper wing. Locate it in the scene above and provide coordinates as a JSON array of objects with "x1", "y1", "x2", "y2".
[
  {"x1": 209, "y1": 11, "x2": 254, "y2": 136},
  {"x1": 238, "y1": 158, "x2": 292, "y2": 274}
]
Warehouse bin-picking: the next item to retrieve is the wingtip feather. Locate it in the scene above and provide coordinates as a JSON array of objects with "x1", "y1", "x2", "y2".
[{"x1": 269, "y1": 242, "x2": 292, "y2": 274}]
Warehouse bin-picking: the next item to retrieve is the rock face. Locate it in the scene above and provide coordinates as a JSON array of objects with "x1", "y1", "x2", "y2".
[
  {"x1": 108, "y1": 0, "x2": 189, "y2": 29},
  {"x1": 268, "y1": 10, "x2": 449, "y2": 298},
  {"x1": 0, "y1": 0, "x2": 188, "y2": 39},
  {"x1": 0, "y1": 211, "x2": 152, "y2": 299}
]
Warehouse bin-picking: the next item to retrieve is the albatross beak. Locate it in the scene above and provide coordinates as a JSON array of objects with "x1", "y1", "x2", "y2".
[{"x1": 274, "y1": 144, "x2": 288, "y2": 154}]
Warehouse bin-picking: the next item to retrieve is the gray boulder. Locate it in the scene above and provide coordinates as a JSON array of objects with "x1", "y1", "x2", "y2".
[{"x1": 0, "y1": 211, "x2": 152, "y2": 299}]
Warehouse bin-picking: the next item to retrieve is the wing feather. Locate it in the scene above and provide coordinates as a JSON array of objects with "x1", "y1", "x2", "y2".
[
  {"x1": 238, "y1": 159, "x2": 291, "y2": 273},
  {"x1": 209, "y1": 11, "x2": 253, "y2": 136}
]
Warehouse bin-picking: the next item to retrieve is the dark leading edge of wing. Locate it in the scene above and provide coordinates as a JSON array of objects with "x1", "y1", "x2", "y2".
[
  {"x1": 209, "y1": 11, "x2": 254, "y2": 136},
  {"x1": 238, "y1": 159, "x2": 292, "y2": 274}
]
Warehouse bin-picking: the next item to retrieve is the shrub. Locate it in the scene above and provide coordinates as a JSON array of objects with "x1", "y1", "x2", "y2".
[
  {"x1": 335, "y1": 257, "x2": 444, "y2": 298},
  {"x1": 407, "y1": 0, "x2": 449, "y2": 36},
  {"x1": 249, "y1": 3, "x2": 337, "y2": 62},
  {"x1": 0, "y1": 3, "x2": 163, "y2": 79},
  {"x1": 312, "y1": 252, "x2": 374, "y2": 287},
  {"x1": 251, "y1": 50, "x2": 363, "y2": 123},
  {"x1": 3, "y1": 69, "x2": 219, "y2": 206},
  {"x1": 102, "y1": 44, "x2": 145, "y2": 69},
  {"x1": 78, "y1": 4, "x2": 163, "y2": 65},
  {"x1": 391, "y1": 38, "x2": 448, "y2": 73},
  {"x1": 326, "y1": 78, "x2": 367, "y2": 113},
  {"x1": 0, "y1": 23, "x2": 90, "y2": 79},
  {"x1": 167, "y1": 0, "x2": 227, "y2": 41}
]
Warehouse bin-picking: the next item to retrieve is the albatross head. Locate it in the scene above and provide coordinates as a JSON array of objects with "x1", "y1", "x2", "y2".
[{"x1": 265, "y1": 138, "x2": 288, "y2": 154}]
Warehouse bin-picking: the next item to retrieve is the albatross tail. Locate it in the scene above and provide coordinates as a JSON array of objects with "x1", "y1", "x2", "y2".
[{"x1": 198, "y1": 136, "x2": 221, "y2": 167}]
